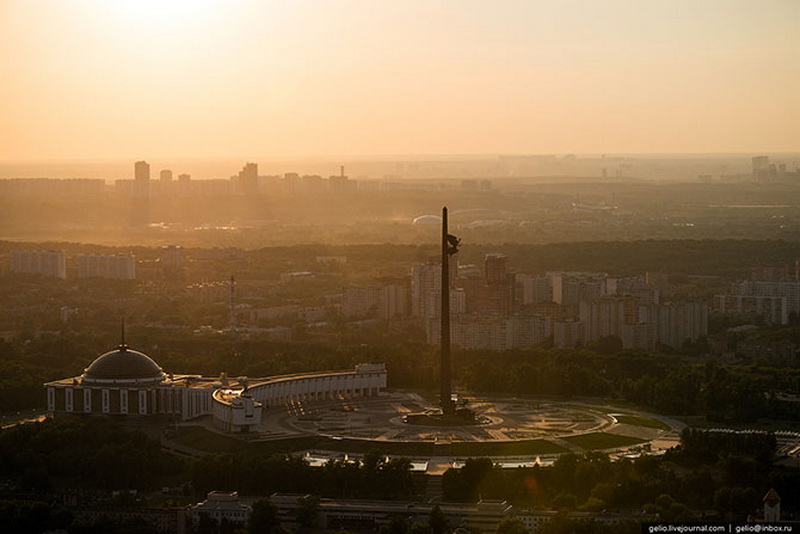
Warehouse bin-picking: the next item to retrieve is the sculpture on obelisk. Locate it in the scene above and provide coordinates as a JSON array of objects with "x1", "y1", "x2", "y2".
[{"x1": 440, "y1": 206, "x2": 460, "y2": 415}]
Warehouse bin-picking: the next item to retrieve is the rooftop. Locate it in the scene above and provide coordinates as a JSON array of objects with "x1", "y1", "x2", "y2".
[{"x1": 82, "y1": 345, "x2": 165, "y2": 383}]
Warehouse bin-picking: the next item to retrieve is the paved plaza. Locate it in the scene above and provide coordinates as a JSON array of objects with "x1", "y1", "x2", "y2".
[{"x1": 249, "y1": 391, "x2": 682, "y2": 459}]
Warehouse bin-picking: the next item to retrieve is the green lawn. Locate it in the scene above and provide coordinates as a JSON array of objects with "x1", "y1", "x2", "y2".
[
  {"x1": 168, "y1": 426, "x2": 321, "y2": 455},
  {"x1": 449, "y1": 439, "x2": 568, "y2": 457},
  {"x1": 168, "y1": 426, "x2": 247, "y2": 453},
  {"x1": 167, "y1": 426, "x2": 569, "y2": 458},
  {"x1": 613, "y1": 414, "x2": 671, "y2": 431},
  {"x1": 310, "y1": 438, "x2": 436, "y2": 456},
  {"x1": 168, "y1": 426, "x2": 433, "y2": 456},
  {"x1": 676, "y1": 416, "x2": 800, "y2": 432},
  {"x1": 562, "y1": 432, "x2": 647, "y2": 451},
  {"x1": 307, "y1": 437, "x2": 567, "y2": 457}
]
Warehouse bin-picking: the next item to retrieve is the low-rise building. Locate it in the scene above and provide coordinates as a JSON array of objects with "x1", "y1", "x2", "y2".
[
  {"x1": 45, "y1": 341, "x2": 387, "y2": 433},
  {"x1": 72, "y1": 506, "x2": 186, "y2": 533},
  {"x1": 270, "y1": 494, "x2": 513, "y2": 534},
  {"x1": 190, "y1": 491, "x2": 250, "y2": 530}
]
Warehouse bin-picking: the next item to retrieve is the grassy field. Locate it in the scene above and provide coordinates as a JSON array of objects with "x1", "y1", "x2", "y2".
[
  {"x1": 169, "y1": 426, "x2": 319, "y2": 455},
  {"x1": 167, "y1": 426, "x2": 569, "y2": 458},
  {"x1": 311, "y1": 438, "x2": 436, "y2": 456},
  {"x1": 613, "y1": 414, "x2": 671, "y2": 431},
  {"x1": 676, "y1": 416, "x2": 800, "y2": 432},
  {"x1": 562, "y1": 432, "x2": 647, "y2": 451},
  {"x1": 168, "y1": 426, "x2": 247, "y2": 453},
  {"x1": 448, "y1": 439, "x2": 567, "y2": 457}
]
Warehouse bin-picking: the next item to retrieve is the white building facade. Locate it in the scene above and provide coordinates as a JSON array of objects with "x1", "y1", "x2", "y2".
[
  {"x1": 77, "y1": 253, "x2": 136, "y2": 280},
  {"x1": 45, "y1": 344, "x2": 387, "y2": 433},
  {"x1": 10, "y1": 250, "x2": 66, "y2": 279}
]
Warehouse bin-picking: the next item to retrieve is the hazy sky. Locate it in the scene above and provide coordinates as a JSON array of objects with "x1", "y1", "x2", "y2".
[{"x1": 1, "y1": 0, "x2": 798, "y2": 160}]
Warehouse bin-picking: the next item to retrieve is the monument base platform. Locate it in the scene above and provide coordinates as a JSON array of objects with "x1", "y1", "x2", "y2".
[{"x1": 403, "y1": 407, "x2": 487, "y2": 427}]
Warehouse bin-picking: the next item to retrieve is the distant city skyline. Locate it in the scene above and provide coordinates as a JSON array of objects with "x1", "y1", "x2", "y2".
[
  {"x1": 1, "y1": 152, "x2": 800, "y2": 182},
  {"x1": 1, "y1": 0, "x2": 798, "y2": 160}
]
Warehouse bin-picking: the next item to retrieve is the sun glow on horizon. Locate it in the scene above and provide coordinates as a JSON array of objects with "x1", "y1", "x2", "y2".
[
  {"x1": 0, "y1": 0, "x2": 797, "y2": 160},
  {"x1": 100, "y1": 0, "x2": 224, "y2": 26}
]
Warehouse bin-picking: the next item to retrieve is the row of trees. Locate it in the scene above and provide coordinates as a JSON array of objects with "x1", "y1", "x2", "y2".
[
  {"x1": 0, "y1": 417, "x2": 419, "y2": 501},
  {"x1": 192, "y1": 450, "x2": 416, "y2": 499},
  {"x1": 456, "y1": 348, "x2": 800, "y2": 422},
  {"x1": 0, "y1": 416, "x2": 183, "y2": 492},
  {"x1": 440, "y1": 429, "x2": 794, "y2": 523},
  {"x1": 4, "y1": 326, "x2": 800, "y2": 423},
  {"x1": 245, "y1": 497, "x2": 451, "y2": 534},
  {"x1": 0, "y1": 416, "x2": 797, "y2": 527},
  {"x1": 244, "y1": 499, "x2": 640, "y2": 534}
]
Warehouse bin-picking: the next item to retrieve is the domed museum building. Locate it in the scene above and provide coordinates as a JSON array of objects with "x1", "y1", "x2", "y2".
[{"x1": 45, "y1": 342, "x2": 386, "y2": 433}]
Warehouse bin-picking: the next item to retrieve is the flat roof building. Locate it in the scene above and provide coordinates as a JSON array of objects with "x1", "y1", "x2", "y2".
[{"x1": 45, "y1": 339, "x2": 386, "y2": 433}]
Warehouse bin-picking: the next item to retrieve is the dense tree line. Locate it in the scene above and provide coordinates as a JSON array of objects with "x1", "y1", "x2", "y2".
[
  {"x1": 3, "y1": 238, "x2": 800, "y2": 423},
  {"x1": 0, "y1": 500, "x2": 73, "y2": 533},
  {"x1": 662, "y1": 429, "x2": 799, "y2": 522},
  {"x1": 456, "y1": 348, "x2": 800, "y2": 422},
  {"x1": 673, "y1": 428, "x2": 777, "y2": 467},
  {"x1": 442, "y1": 454, "x2": 688, "y2": 510},
  {"x1": 0, "y1": 416, "x2": 797, "y2": 528},
  {"x1": 192, "y1": 449, "x2": 416, "y2": 500},
  {"x1": 536, "y1": 517, "x2": 639, "y2": 534},
  {"x1": 441, "y1": 430, "x2": 798, "y2": 522},
  {"x1": 4, "y1": 325, "x2": 800, "y2": 426},
  {"x1": 0, "y1": 416, "x2": 183, "y2": 492}
]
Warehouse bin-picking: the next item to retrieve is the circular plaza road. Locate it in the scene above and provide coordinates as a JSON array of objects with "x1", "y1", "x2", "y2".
[{"x1": 251, "y1": 390, "x2": 683, "y2": 465}]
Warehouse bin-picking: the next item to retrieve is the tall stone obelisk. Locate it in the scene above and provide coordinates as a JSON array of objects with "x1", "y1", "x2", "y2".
[{"x1": 440, "y1": 206, "x2": 456, "y2": 415}]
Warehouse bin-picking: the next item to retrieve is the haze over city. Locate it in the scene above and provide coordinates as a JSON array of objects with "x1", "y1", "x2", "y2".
[
  {"x1": 1, "y1": 1, "x2": 799, "y2": 533},
  {"x1": 1, "y1": 0, "x2": 798, "y2": 162}
]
